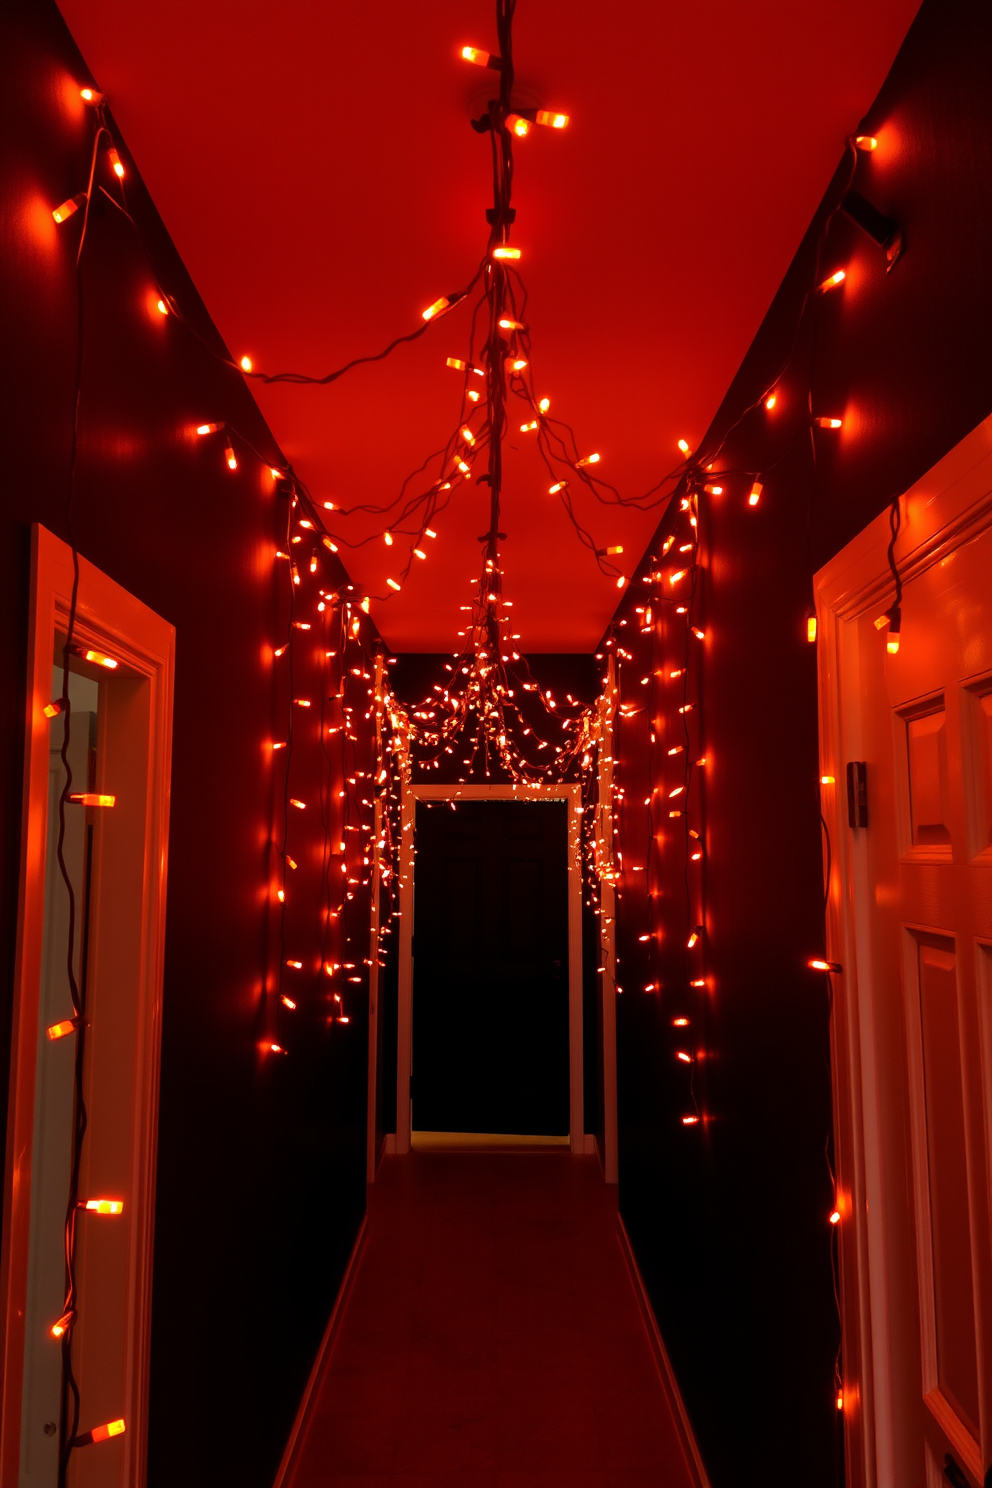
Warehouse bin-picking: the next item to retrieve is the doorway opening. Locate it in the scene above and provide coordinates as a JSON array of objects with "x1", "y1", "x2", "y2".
[
  {"x1": 412, "y1": 797, "x2": 570, "y2": 1138},
  {"x1": 391, "y1": 783, "x2": 595, "y2": 1159}
]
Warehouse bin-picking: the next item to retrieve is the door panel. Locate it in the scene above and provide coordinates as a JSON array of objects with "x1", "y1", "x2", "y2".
[
  {"x1": 816, "y1": 421, "x2": 992, "y2": 1488},
  {"x1": 911, "y1": 933, "x2": 981, "y2": 1436}
]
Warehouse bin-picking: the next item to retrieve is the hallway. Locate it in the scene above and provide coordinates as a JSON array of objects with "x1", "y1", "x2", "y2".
[{"x1": 286, "y1": 1149, "x2": 697, "y2": 1487}]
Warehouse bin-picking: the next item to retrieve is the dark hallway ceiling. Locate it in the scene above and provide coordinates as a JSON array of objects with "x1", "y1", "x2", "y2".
[{"x1": 57, "y1": 0, "x2": 920, "y2": 651}]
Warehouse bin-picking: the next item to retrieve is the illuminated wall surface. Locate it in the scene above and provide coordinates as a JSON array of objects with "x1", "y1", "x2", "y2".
[{"x1": 0, "y1": 2, "x2": 989, "y2": 1488}]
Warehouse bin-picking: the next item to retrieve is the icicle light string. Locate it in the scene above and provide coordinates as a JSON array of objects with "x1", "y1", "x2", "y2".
[{"x1": 53, "y1": 31, "x2": 893, "y2": 1465}]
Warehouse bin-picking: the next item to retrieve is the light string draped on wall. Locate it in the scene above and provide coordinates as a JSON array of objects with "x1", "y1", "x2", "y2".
[{"x1": 43, "y1": 19, "x2": 910, "y2": 1472}]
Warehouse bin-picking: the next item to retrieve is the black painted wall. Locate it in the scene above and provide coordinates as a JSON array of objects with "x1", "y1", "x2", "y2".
[
  {"x1": 0, "y1": 5, "x2": 374, "y2": 1483},
  {"x1": 606, "y1": 1, "x2": 992, "y2": 1485}
]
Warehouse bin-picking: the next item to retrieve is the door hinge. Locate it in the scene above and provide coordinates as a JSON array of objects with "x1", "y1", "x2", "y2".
[{"x1": 846, "y1": 761, "x2": 868, "y2": 828}]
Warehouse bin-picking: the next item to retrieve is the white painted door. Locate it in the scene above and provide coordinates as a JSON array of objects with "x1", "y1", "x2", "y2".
[{"x1": 816, "y1": 418, "x2": 992, "y2": 1488}]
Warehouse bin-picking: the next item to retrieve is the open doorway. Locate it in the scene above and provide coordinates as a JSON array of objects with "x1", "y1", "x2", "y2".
[
  {"x1": 391, "y1": 783, "x2": 594, "y2": 1158},
  {"x1": 411, "y1": 797, "x2": 570, "y2": 1137}
]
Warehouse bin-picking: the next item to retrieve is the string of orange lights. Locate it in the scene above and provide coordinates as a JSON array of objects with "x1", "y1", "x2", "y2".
[{"x1": 46, "y1": 19, "x2": 906, "y2": 1469}]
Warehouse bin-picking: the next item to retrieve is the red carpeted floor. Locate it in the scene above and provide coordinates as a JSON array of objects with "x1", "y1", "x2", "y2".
[{"x1": 286, "y1": 1148, "x2": 698, "y2": 1488}]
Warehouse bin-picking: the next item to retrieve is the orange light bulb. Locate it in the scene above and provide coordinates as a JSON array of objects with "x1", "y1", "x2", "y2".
[
  {"x1": 854, "y1": 135, "x2": 877, "y2": 151},
  {"x1": 818, "y1": 270, "x2": 846, "y2": 293},
  {"x1": 107, "y1": 148, "x2": 124, "y2": 178},
  {"x1": 814, "y1": 416, "x2": 842, "y2": 429},
  {"x1": 492, "y1": 246, "x2": 521, "y2": 260},
  {"x1": 82, "y1": 1199, "x2": 123, "y2": 1215},
  {"x1": 52, "y1": 194, "x2": 86, "y2": 224},
  {"x1": 748, "y1": 481, "x2": 763, "y2": 507},
  {"x1": 47, "y1": 1018, "x2": 78, "y2": 1040},
  {"x1": 74, "y1": 1419, "x2": 125, "y2": 1447},
  {"x1": 765, "y1": 393, "x2": 777, "y2": 411},
  {"x1": 535, "y1": 110, "x2": 569, "y2": 129},
  {"x1": 67, "y1": 793, "x2": 116, "y2": 808}
]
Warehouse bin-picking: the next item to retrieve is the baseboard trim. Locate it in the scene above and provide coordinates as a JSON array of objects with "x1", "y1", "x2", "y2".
[
  {"x1": 272, "y1": 1213, "x2": 369, "y2": 1488},
  {"x1": 617, "y1": 1214, "x2": 711, "y2": 1488}
]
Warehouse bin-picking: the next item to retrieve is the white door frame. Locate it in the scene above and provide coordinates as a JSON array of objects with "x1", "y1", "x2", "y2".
[
  {"x1": 394, "y1": 782, "x2": 586, "y2": 1155},
  {"x1": 1, "y1": 525, "x2": 174, "y2": 1487},
  {"x1": 814, "y1": 415, "x2": 992, "y2": 1488}
]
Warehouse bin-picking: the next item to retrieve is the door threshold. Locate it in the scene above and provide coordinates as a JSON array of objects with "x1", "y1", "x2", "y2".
[{"x1": 410, "y1": 1131, "x2": 571, "y2": 1152}]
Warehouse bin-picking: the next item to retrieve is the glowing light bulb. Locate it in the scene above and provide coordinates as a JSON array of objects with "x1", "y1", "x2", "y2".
[
  {"x1": 269, "y1": 1042, "x2": 287, "y2": 1055},
  {"x1": 460, "y1": 427, "x2": 476, "y2": 445},
  {"x1": 286, "y1": 959, "x2": 302, "y2": 970},
  {"x1": 384, "y1": 531, "x2": 393, "y2": 546},
  {"x1": 808, "y1": 957, "x2": 842, "y2": 973},
  {"x1": 765, "y1": 393, "x2": 777, "y2": 411},
  {"x1": 836, "y1": 1391, "x2": 845, "y2": 1411},
  {"x1": 820, "y1": 774, "x2": 835, "y2": 785},
  {"x1": 74, "y1": 1419, "x2": 126, "y2": 1447},
  {"x1": 82, "y1": 648, "x2": 117, "y2": 669},
  {"x1": 703, "y1": 483, "x2": 723, "y2": 495},
  {"x1": 677, "y1": 1051, "x2": 692, "y2": 1064},
  {"x1": 575, "y1": 453, "x2": 600, "y2": 467},
  {"x1": 225, "y1": 441, "x2": 237, "y2": 470},
  {"x1": 681, "y1": 1115, "x2": 699, "y2": 1126},
  {"x1": 107, "y1": 148, "x2": 124, "y2": 178},
  {"x1": 887, "y1": 634, "x2": 900, "y2": 655},
  {"x1": 387, "y1": 578, "x2": 401, "y2": 591},
  {"x1": 50, "y1": 1312, "x2": 74, "y2": 1339},
  {"x1": 507, "y1": 114, "x2": 531, "y2": 138},
  {"x1": 196, "y1": 422, "x2": 221, "y2": 436},
  {"x1": 539, "y1": 397, "x2": 550, "y2": 413},
  {"x1": 616, "y1": 576, "x2": 626, "y2": 589},
  {"x1": 548, "y1": 482, "x2": 567, "y2": 494},
  {"x1": 677, "y1": 438, "x2": 690, "y2": 455},
  {"x1": 818, "y1": 269, "x2": 846, "y2": 293},
  {"x1": 829, "y1": 1209, "x2": 841, "y2": 1225},
  {"x1": 289, "y1": 798, "x2": 306, "y2": 810},
  {"x1": 82, "y1": 1199, "x2": 124, "y2": 1215},
  {"x1": 281, "y1": 995, "x2": 297, "y2": 1010},
  {"x1": 52, "y1": 194, "x2": 86, "y2": 224},
  {"x1": 499, "y1": 318, "x2": 525, "y2": 331},
  {"x1": 807, "y1": 616, "x2": 818, "y2": 643},
  {"x1": 323, "y1": 537, "x2": 339, "y2": 553},
  {"x1": 520, "y1": 420, "x2": 538, "y2": 432},
  {"x1": 461, "y1": 45, "x2": 501, "y2": 69},
  {"x1": 511, "y1": 358, "x2": 528, "y2": 371},
  {"x1": 68, "y1": 793, "x2": 116, "y2": 808},
  {"x1": 535, "y1": 110, "x2": 569, "y2": 129},
  {"x1": 687, "y1": 929, "x2": 700, "y2": 949},
  {"x1": 156, "y1": 298, "x2": 169, "y2": 315},
  {"x1": 240, "y1": 355, "x2": 252, "y2": 372},
  {"x1": 79, "y1": 87, "x2": 104, "y2": 104},
  {"x1": 748, "y1": 481, "x2": 763, "y2": 507},
  {"x1": 414, "y1": 548, "x2": 426, "y2": 559},
  {"x1": 422, "y1": 294, "x2": 456, "y2": 322},
  {"x1": 814, "y1": 416, "x2": 842, "y2": 429},
  {"x1": 47, "y1": 1018, "x2": 78, "y2": 1040},
  {"x1": 492, "y1": 246, "x2": 521, "y2": 260},
  {"x1": 43, "y1": 700, "x2": 62, "y2": 719},
  {"x1": 854, "y1": 135, "x2": 878, "y2": 151}
]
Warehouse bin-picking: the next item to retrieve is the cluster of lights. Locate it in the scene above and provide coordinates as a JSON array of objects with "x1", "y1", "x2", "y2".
[{"x1": 49, "y1": 29, "x2": 899, "y2": 1447}]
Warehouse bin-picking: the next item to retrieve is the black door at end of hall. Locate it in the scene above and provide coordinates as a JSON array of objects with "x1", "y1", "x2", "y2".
[{"x1": 412, "y1": 799, "x2": 570, "y2": 1136}]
